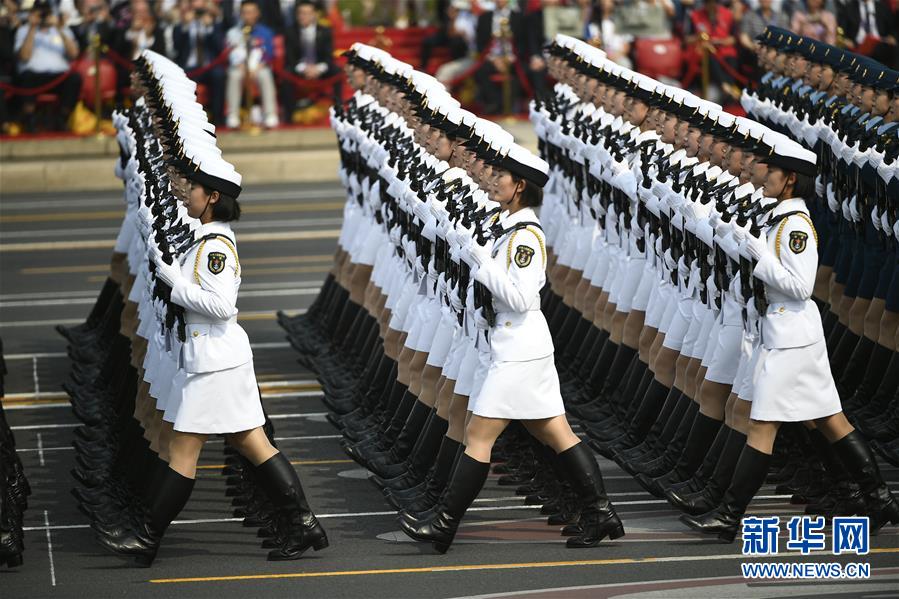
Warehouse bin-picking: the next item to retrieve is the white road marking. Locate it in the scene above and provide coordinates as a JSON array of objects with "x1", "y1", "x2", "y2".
[
  {"x1": 37, "y1": 433, "x2": 45, "y2": 466},
  {"x1": 44, "y1": 510, "x2": 57, "y2": 586},
  {"x1": 32, "y1": 355, "x2": 40, "y2": 398}
]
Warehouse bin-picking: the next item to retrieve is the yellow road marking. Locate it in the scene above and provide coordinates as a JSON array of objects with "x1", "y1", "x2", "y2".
[
  {"x1": 0, "y1": 201, "x2": 345, "y2": 224},
  {"x1": 149, "y1": 548, "x2": 899, "y2": 585},
  {"x1": 21, "y1": 254, "x2": 334, "y2": 275},
  {"x1": 0, "y1": 230, "x2": 339, "y2": 253},
  {"x1": 195, "y1": 459, "x2": 350, "y2": 470}
]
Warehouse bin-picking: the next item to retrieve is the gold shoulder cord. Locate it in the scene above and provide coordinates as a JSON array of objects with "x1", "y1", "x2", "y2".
[
  {"x1": 506, "y1": 227, "x2": 547, "y2": 268},
  {"x1": 774, "y1": 213, "x2": 818, "y2": 259},
  {"x1": 193, "y1": 235, "x2": 241, "y2": 284}
]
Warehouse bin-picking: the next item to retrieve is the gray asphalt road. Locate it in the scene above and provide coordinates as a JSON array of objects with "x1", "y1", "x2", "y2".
[{"x1": 1, "y1": 182, "x2": 897, "y2": 599}]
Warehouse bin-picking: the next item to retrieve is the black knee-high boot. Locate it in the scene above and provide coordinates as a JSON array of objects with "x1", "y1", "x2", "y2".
[
  {"x1": 830, "y1": 430, "x2": 899, "y2": 532},
  {"x1": 556, "y1": 442, "x2": 624, "y2": 547},
  {"x1": 680, "y1": 445, "x2": 771, "y2": 542},
  {"x1": 399, "y1": 453, "x2": 489, "y2": 553},
  {"x1": 665, "y1": 428, "x2": 747, "y2": 515},
  {"x1": 255, "y1": 452, "x2": 328, "y2": 561},
  {"x1": 94, "y1": 467, "x2": 195, "y2": 566}
]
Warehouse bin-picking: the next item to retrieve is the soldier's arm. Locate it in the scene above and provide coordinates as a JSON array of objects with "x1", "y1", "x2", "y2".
[
  {"x1": 752, "y1": 217, "x2": 817, "y2": 301},
  {"x1": 171, "y1": 239, "x2": 239, "y2": 320}
]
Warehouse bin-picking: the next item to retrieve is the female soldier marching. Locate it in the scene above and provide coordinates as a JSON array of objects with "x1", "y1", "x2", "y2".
[
  {"x1": 401, "y1": 144, "x2": 624, "y2": 553},
  {"x1": 96, "y1": 157, "x2": 329, "y2": 565},
  {"x1": 682, "y1": 139, "x2": 899, "y2": 541}
]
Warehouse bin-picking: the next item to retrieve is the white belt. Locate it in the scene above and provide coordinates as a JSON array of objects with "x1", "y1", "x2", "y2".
[{"x1": 185, "y1": 315, "x2": 237, "y2": 326}]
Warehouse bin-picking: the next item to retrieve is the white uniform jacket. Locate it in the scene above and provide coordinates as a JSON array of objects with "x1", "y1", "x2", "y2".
[
  {"x1": 475, "y1": 207, "x2": 554, "y2": 362},
  {"x1": 170, "y1": 221, "x2": 253, "y2": 373},
  {"x1": 752, "y1": 198, "x2": 824, "y2": 350}
]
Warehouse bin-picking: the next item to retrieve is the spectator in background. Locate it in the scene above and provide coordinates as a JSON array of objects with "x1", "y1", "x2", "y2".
[
  {"x1": 70, "y1": 0, "x2": 115, "y2": 52},
  {"x1": 420, "y1": 0, "x2": 473, "y2": 74},
  {"x1": 837, "y1": 0, "x2": 894, "y2": 46},
  {"x1": 1, "y1": 0, "x2": 19, "y2": 132},
  {"x1": 474, "y1": 0, "x2": 526, "y2": 114},
  {"x1": 115, "y1": 0, "x2": 165, "y2": 59},
  {"x1": 14, "y1": 0, "x2": 82, "y2": 131},
  {"x1": 173, "y1": 0, "x2": 226, "y2": 124},
  {"x1": 790, "y1": 0, "x2": 837, "y2": 45},
  {"x1": 220, "y1": 0, "x2": 283, "y2": 32},
  {"x1": 225, "y1": 0, "x2": 278, "y2": 128},
  {"x1": 429, "y1": 0, "x2": 477, "y2": 84},
  {"x1": 281, "y1": 0, "x2": 335, "y2": 121},
  {"x1": 739, "y1": 0, "x2": 789, "y2": 82},
  {"x1": 586, "y1": 0, "x2": 634, "y2": 68},
  {"x1": 739, "y1": 0, "x2": 789, "y2": 49},
  {"x1": 687, "y1": 0, "x2": 739, "y2": 100}
]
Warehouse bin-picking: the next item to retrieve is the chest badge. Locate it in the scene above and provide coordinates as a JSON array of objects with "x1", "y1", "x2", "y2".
[
  {"x1": 789, "y1": 231, "x2": 808, "y2": 254},
  {"x1": 208, "y1": 252, "x2": 227, "y2": 274},
  {"x1": 514, "y1": 245, "x2": 535, "y2": 268}
]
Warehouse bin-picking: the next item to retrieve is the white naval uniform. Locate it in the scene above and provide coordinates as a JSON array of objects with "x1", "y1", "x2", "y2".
[
  {"x1": 749, "y1": 198, "x2": 841, "y2": 422},
  {"x1": 165, "y1": 221, "x2": 266, "y2": 434},
  {"x1": 469, "y1": 208, "x2": 565, "y2": 420}
]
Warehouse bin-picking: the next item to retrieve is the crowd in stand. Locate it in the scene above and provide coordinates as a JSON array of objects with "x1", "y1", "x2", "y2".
[{"x1": 0, "y1": 0, "x2": 897, "y2": 134}]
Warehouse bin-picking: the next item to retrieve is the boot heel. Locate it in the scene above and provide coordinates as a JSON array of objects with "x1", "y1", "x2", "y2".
[
  {"x1": 432, "y1": 541, "x2": 450, "y2": 554},
  {"x1": 312, "y1": 537, "x2": 329, "y2": 551},
  {"x1": 883, "y1": 500, "x2": 899, "y2": 525},
  {"x1": 134, "y1": 553, "x2": 156, "y2": 567},
  {"x1": 717, "y1": 527, "x2": 737, "y2": 543},
  {"x1": 5, "y1": 554, "x2": 24, "y2": 568},
  {"x1": 609, "y1": 524, "x2": 625, "y2": 540}
]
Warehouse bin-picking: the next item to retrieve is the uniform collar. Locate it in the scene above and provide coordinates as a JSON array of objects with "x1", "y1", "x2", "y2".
[
  {"x1": 499, "y1": 206, "x2": 537, "y2": 229},
  {"x1": 770, "y1": 197, "x2": 808, "y2": 217},
  {"x1": 196, "y1": 220, "x2": 232, "y2": 237}
]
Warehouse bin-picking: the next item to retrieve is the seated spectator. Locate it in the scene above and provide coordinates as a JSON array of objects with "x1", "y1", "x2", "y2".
[
  {"x1": 220, "y1": 0, "x2": 283, "y2": 33},
  {"x1": 587, "y1": 0, "x2": 633, "y2": 68},
  {"x1": 420, "y1": 0, "x2": 473, "y2": 74},
  {"x1": 281, "y1": 0, "x2": 335, "y2": 121},
  {"x1": 173, "y1": 0, "x2": 226, "y2": 124},
  {"x1": 790, "y1": 0, "x2": 837, "y2": 45},
  {"x1": 739, "y1": 0, "x2": 789, "y2": 81},
  {"x1": 69, "y1": 0, "x2": 116, "y2": 53},
  {"x1": 225, "y1": 0, "x2": 278, "y2": 128},
  {"x1": 739, "y1": 0, "x2": 789, "y2": 50},
  {"x1": 474, "y1": 0, "x2": 526, "y2": 115},
  {"x1": 687, "y1": 0, "x2": 739, "y2": 100},
  {"x1": 429, "y1": 0, "x2": 477, "y2": 84},
  {"x1": 837, "y1": 0, "x2": 899, "y2": 49},
  {"x1": 14, "y1": 0, "x2": 82, "y2": 132}
]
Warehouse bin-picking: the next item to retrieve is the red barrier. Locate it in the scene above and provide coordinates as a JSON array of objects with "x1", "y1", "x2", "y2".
[{"x1": 0, "y1": 70, "x2": 73, "y2": 97}]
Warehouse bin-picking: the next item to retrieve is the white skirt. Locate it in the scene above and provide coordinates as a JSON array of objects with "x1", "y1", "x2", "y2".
[
  {"x1": 750, "y1": 340, "x2": 842, "y2": 422},
  {"x1": 470, "y1": 355, "x2": 565, "y2": 420},
  {"x1": 171, "y1": 360, "x2": 266, "y2": 434}
]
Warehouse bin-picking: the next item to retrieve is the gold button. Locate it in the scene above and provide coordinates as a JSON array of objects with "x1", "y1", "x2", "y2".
[
  {"x1": 193, "y1": 330, "x2": 200, "y2": 337},
  {"x1": 505, "y1": 321, "x2": 512, "y2": 327},
  {"x1": 778, "y1": 307, "x2": 785, "y2": 314}
]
